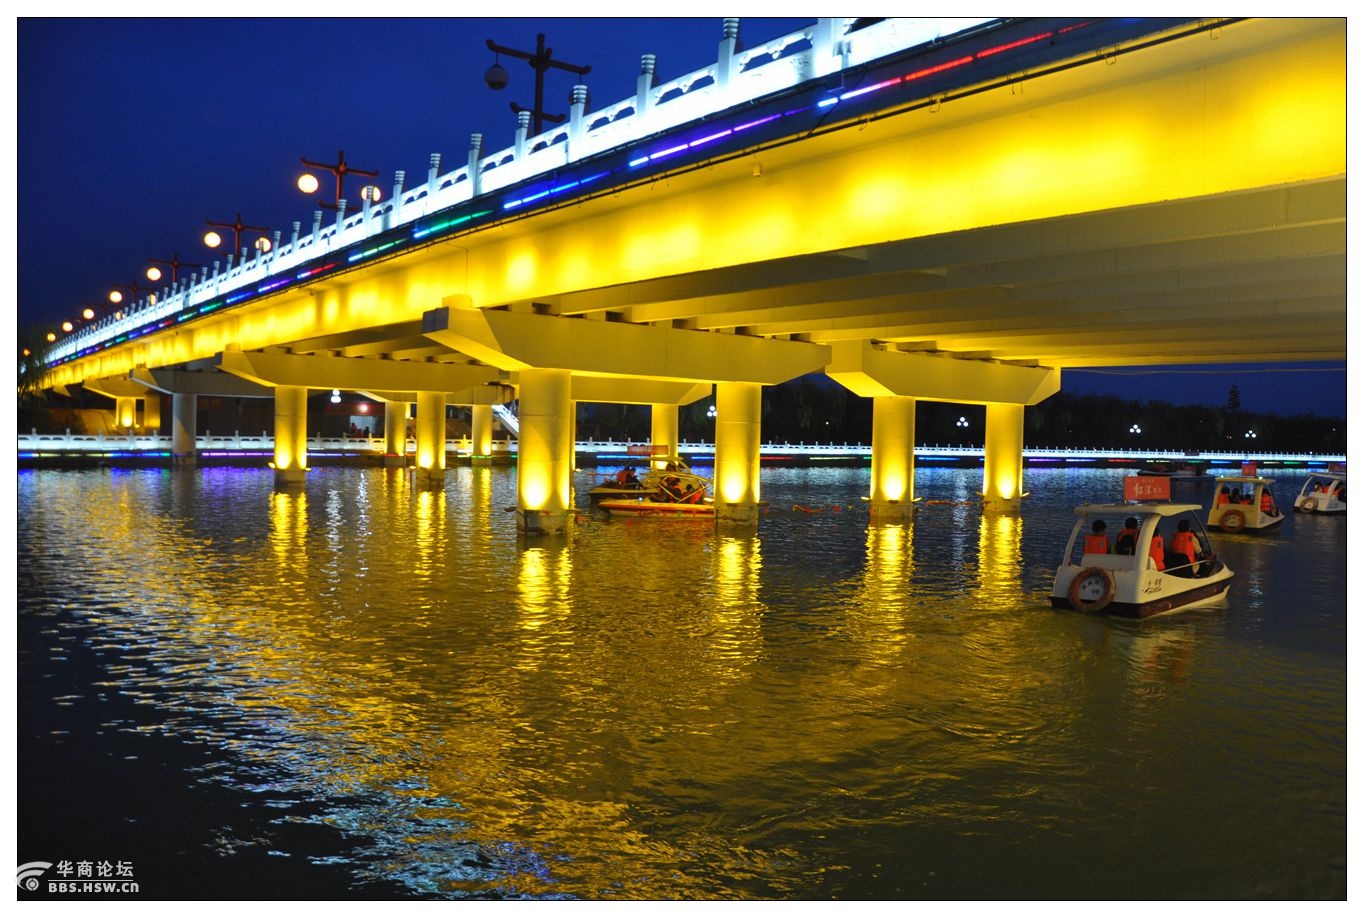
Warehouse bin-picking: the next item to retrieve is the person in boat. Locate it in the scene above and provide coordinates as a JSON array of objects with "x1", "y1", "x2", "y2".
[
  {"x1": 1259, "y1": 487, "x2": 1278, "y2": 517},
  {"x1": 659, "y1": 475, "x2": 683, "y2": 501},
  {"x1": 1083, "y1": 519, "x2": 1110, "y2": 555},
  {"x1": 614, "y1": 466, "x2": 631, "y2": 486},
  {"x1": 1113, "y1": 517, "x2": 1140, "y2": 555},
  {"x1": 1215, "y1": 486, "x2": 1230, "y2": 508},
  {"x1": 1169, "y1": 519, "x2": 1205, "y2": 577},
  {"x1": 1148, "y1": 523, "x2": 1165, "y2": 571},
  {"x1": 624, "y1": 465, "x2": 639, "y2": 485},
  {"x1": 1229, "y1": 487, "x2": 1242, "y2": 504}
]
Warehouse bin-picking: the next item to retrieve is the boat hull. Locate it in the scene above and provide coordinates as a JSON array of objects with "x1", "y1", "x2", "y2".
[
  {"x1": 598, "y1": 498, "x2": 715, "y2": 518},
  {"x1": 1208, "y1": 509, "x2": 1285, "y2": 533},
  {"x1": 1049, "y1": 573, "x2": 1232, "y2": 618},
  {"x1": 1050, "y1": 560, "x2": 1233, "y2": 619},
  {"x1": 1294, "y1": 499, "x2": 1345, "y2": 514},
  {"x1": 587, "y1": 484, "x2": 658, "y2": 502}
]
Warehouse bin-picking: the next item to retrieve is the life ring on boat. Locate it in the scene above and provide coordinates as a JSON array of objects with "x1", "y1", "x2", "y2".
[
  {"x1": 1300, "y1": 497, "x2": 1318, "y2": 513},
  {"x1": 1068, "y1": 566, "x2": 1116, "y2": 613},
  {"x1": 1219, "y1": 509, "x2": 1246, "y2": 532}
]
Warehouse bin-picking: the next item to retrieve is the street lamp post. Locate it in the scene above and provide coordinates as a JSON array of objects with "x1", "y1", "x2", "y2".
[
  {"x1": 108, "y1": 280, "x2": 153, "y2": 307},
  {"x1": 204, "y1": 213, "x2": 272, "y2": 256},
  {"x1": 147, "y1": 252, "x2": 202, "y2": 284},
  {"x1": 297, "y1": 150, "x2": 380, "y2": 210},
  {"x1": 485, "y1": 33, "x2": 591, "y2": 136}
]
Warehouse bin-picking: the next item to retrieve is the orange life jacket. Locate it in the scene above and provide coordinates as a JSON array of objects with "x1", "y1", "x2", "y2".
[
  {"x1": 1171, "y1": 530, "x2": 1200, "y2": 562},
  {"x1": 1149, "y1": 533, "x2": 1165, "y2": 570},
  {"x1": 1260, "y1": 491, "x2": 1273, "y2": 512},
  {"x1": 1083, "y1": 533, "x2": 1110, "y2": 554}
]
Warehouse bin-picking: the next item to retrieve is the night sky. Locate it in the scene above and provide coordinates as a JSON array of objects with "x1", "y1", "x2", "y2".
[{"x1": 14, "y1": 16, "x2": 1348, "y2": 418}]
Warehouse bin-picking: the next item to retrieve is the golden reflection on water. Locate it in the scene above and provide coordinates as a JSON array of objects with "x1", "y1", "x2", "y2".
[
  {"x1": 516, "y1": 540, "x2": 573, "y2": 663},
  {"x1": 269, "y1": 487, "x2": 308, "y2": 573},
  {"x1": 412, "y1": 483, "x2": 448, "y2": 584},
  {"x1": 975, "y1": 511, "x2": 1023, "y2": 605},
  {"x1": 709, "y1": 533, "x2": 764, "y2": 682},
  {"x1": 18, "y1": 467, "x2": 1345, "y2": 899}
]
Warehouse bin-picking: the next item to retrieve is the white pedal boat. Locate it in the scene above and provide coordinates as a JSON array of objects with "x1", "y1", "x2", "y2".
[{"x1": 1051, "y1": 503, "x2": 1233, "y2": 618}]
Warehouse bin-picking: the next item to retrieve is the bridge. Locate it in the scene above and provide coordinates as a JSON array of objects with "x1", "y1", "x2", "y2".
[{"x1": 33, "y1": 17, "x2": 1345, "y2": 531}]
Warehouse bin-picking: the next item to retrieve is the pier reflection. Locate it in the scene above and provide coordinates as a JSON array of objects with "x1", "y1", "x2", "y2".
[
  {"x1": 710, "y1": 533, "x2": 765, "y2": 682},
  {"x1": 516, "y1": 540, "x2": 573, "y2": 667},
  {"x1": 975, "y1": 511, "x2": 1023, "y2": 605},
  {"x1": 268, "y1": 487, "x2": 308, "y2": 576}
]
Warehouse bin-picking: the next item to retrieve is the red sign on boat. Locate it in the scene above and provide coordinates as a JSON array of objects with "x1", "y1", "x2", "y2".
[{"x1": 1124, "y1": 475, "x2": 1171, "y2": 502}]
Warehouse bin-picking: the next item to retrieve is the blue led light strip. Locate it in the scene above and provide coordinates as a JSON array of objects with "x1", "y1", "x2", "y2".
[{"x1": 412, "y1": 209, "x2": 493, "y2": 240}]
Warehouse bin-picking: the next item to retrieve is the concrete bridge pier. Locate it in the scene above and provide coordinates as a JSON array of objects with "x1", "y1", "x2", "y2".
[
  {"x1": 516, "y1": 368, "x2": 574, "y2": 536},
  {"x1": 651, "y1": 402, "x2": 679, "y2": 468},
  {"x1": 982, "y1": 403, "x2": 1026, "y2": 513},
  {"x1": 714, "y1": 382, "x2": 762, "y2": 526},
  {"x1": 143, "y1": 392, "x2": 161, "y2": 435},
  {"x1": 115, "y1": 396, "x2": 137, "y2": 431},
  {"x1": 383, "y1": 401, "x2": 409, "y2": 467},
  {"x1": 470, "y1": 404, "x2": 494, "y2": 465},
  {"x1": 869, "y1": 396, "x2": 917, "y2": 521},
  {"x1": 172, "y1": 393, "x2": 197, "y2": 466},
  {"x1": 272, "y1": 385, "x2": 308, "y2": 488},
  {"x1": 414, "y1": 391, "x2": 446, "y2": 488}
]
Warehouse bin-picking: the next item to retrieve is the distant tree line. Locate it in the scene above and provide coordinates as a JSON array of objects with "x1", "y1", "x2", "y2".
[{"x1": 647, "y1": 375, "x2": 1347, "y2": 455}]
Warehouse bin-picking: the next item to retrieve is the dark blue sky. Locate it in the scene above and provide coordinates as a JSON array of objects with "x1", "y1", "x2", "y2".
[{"x1": 15, "y1": 17, "x2": 1347, "y2": 418}]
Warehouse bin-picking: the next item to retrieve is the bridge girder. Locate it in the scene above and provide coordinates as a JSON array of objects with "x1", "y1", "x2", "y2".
[
  {"x1": 218, "y1": 348, "x2": 499, "y2": 393},
  {"x1": 827, "y1": 341, "x2": 1061, "y2": 405},
  {"x1": 131, "y1": 366, "x2": 274, "y2": 397},
  {"x1": 422, "y1": 305, "x2": 829, "y2": 386}
]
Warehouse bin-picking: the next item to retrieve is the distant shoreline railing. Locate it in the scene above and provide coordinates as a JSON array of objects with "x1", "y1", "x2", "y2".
[{"x1": 16, "y1": 431, "x2": 1346, "y2": 466}]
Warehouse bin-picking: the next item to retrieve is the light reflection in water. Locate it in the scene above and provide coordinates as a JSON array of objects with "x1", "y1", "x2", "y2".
[
  {"x1": 975, "y1": 511, "x2": 1023, "y2": 605},
  {"x1": 269, "y1": 488, "x2": 308, "y2": 575},
  {"x1": 15, "y1": 466, "x2": 1346, "y2": 900},
  {"x1": 710, "y1": 533, "x2": 764, "y2": 681},
  {"x1": 413, "y1": 485, "x2": 448, "y2": 585}
]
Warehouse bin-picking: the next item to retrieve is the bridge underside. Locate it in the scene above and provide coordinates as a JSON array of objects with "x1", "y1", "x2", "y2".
[{"x1": 40, "y1": 17, "x2": 1344, "y2": 525}]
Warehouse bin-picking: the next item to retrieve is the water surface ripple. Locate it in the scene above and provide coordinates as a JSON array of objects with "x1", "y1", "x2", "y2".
[{"x1": 17, "y1": 465, "x2": 1345, "y2": 899}]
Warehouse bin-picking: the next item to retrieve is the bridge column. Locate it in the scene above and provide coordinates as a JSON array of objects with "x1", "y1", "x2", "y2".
[
  {"x1": 142, "y1": 392, "x2": 162, "y2": 433},
  {"x1": 272, "y1": 385, "x2": 308, "y2": 487},
  {"x1": 383, "y1": 401, "x2": 409, "y2": 467},
  {"x1": 869, "y1": 396, "x2": 917, "y2": 520},
  {"x1": 982, "y1": 402, "x2": 1026, "y2": 512},
  {"x1": 414, "y1": 391, "x2": 446, "y2": 487},
  {"x1": 470, "y1": 404, "x2": 494, "y2": 466},
  {"x1": 714, "y1": 381, "x2": 762, "y2": 526},
  {"x1": 115, "y1": 397, "x2": 137, "y2": 431},
  {"x1": 172, "y1": 393, "x2": 197, "y2": 466},
  {"x1": 651, "y1": 402, "x2": 679, "y2": 466},
  {"x1": 516, "y1": 368, "x2": 573, "y2": 536}
]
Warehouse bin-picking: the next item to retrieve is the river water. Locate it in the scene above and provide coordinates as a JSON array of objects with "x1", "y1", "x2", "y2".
[{"x1": 16, "y1": 464, "x2": 1346, "y2": 900}]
